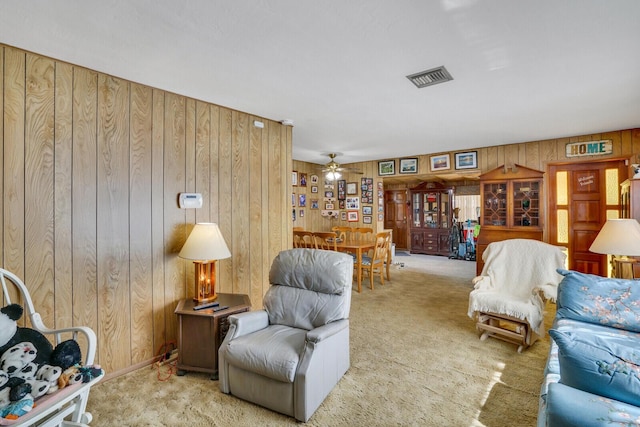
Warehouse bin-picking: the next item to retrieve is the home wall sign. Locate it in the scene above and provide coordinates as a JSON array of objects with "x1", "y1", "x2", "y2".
[{"x1": 565, "y1": 140, "x2": 612, "y2": 157}]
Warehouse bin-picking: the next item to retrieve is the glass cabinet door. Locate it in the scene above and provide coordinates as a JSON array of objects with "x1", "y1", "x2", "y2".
[
  {"x1": 513, "y1": 180, "x2": 540, "y2": 226},
  {"x1": 423, "y1": 193, "x2": 438, "y2": 227},
  {"x1": 413, "y1": 193, "x2": 421, "y2": 227},
  {"x1": 440, "y1": 193, "x2": 450, "y2": 228},
  {"x1": 483, "y1": 182, "x2": 507, "y2": 226}
]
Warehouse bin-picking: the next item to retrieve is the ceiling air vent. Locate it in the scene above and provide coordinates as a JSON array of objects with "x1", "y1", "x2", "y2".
[{"x1": 406, "y1": 66, "x2": 453, "y2": 88}]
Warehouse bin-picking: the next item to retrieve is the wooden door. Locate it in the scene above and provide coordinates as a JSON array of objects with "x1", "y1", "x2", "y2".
[
  {"x1": 548, "y1": 160, "x2": 627, "y2": 276},
  {"x1": 385, "y1": 190, "x2": 408, "y2": 250}
]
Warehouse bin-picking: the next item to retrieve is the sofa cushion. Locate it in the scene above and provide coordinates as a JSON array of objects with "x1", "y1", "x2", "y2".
[
  {"x1": 555, "y1": 269, "x2": 640, "y2": 332},
  {"x1": 546, "y1": 382, "x2": 640, "y2": 427},
  {"x1": 549, "y1": 328, "x2": 640, "y2": 407},
  {"x1": 223, "y1": 324, "x2": 307, "y2": 383}
]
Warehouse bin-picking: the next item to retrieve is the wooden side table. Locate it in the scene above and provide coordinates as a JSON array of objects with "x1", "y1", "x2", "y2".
[{"x1": 175, "y1": 293, "x2": 251, "y2": 380}]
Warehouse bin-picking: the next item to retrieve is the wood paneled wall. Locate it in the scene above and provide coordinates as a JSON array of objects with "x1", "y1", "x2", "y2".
[
  {"x1": 296, "y1": 129, "x2": 640, "y2": 234},
  {"x1": 0, "y1": 45, "x2": 292, "y2": 376}
]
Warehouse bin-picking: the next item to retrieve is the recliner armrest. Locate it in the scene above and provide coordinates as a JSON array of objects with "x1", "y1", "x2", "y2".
[
  {"x1": 306, "y1": 319, "x2": 348, "y2": 343},
  {"x1": 228, "y1": 310, "x2": 269, "y2": 339}
]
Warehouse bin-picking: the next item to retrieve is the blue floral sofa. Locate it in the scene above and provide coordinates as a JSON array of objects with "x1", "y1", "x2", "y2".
[{"x1": 537, "y1": 269, "x2": 640, "y2": 426}]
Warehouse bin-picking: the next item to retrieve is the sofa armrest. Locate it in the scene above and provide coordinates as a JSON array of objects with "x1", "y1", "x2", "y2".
[
  {"x1": 306, "y1": 319, "x2": 349, "y2": 344},
  {"x1": 226, "y1": 310, "x2": 269, "y2": 340}
]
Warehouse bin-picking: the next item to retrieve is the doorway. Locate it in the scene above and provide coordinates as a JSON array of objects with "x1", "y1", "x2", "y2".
[
  {"x1": 548, "y1": 159, "x2": 627, "y2": 276},
  {"x1": 384, "y1": 190, "x2": 408, "y2": 250}
]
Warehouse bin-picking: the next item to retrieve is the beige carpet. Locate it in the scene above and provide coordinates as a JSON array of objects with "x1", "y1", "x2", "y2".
[{"x1": 87, "y1": 254, "x2": 552, "y2": 426}]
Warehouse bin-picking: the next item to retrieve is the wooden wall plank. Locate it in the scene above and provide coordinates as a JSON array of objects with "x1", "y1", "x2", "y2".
[
  {"x1": 163, "y1": 92, "x2": 186, "y2": 344},
  {"x1": 231, "y1": 111, "x2": 250, "y2": 295},
  {"x1": 3, "y1": 47, "x2": 26, "y2": 284},
  {"x1": 218, "y1": 108, "x2": 233, "y2": 293},
  {"x1": 184, "y1": 99, "x2": 196, "y2": 300},
  {"x1": 249, "y1": 116, "x2": 263, "y2": 305},
  {"x1": 195, "y1": 101, "x2": 211, "y2": 223},
  {"x1": 151, "y1": 89, "x2": 166, "y2": 355},
  {"x1": 209, "y1": 105, "x2": 220, "y2": 225},
  {"x1": 72, "y1": 66, "x2": 98, "y2": 353},
  {"x1": 260, "y1": 121, "x2": 271, "y2": 305},
  {"x1": 53, "y1": 61, "x2": 73, "y2": 329},
  {"x1": 129, "y1": 82, "x2": 154, "y2": 364},
  {"x1": 97, "y1": 75, "x2": 131, "y2": 371},
  {"x1": 24, "y1": 53, "x2": 56, "y2": 326}
]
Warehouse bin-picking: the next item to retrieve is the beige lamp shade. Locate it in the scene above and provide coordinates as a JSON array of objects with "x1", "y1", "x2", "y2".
[
  {"x1": 589, "y1": 218, "x2": 640, "y2": 256},
  {"x1": 179, "y1": 223, "x2": 231, "y2": 261}
]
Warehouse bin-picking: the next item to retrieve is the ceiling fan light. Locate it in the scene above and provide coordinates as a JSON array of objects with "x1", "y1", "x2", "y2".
[{"x1": 326, "y1": 171, "x2": 341, "y2": 181}]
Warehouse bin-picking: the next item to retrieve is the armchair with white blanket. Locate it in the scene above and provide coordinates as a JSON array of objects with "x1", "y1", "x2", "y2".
[{"x1": 468, "y1": 239, "x2": 566, "y2": 352}]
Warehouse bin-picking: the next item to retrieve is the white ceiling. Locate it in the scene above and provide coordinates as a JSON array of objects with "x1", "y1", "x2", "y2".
[{"x1": 1, "y1": 1, "x2": 639, "y2": 166}]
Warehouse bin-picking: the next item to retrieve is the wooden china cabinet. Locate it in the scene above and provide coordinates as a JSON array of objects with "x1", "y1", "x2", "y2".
[
  {"x1": 409, "y1": 181, "x2": 454, "y2": 256},
  {"x1": 476, "y1": 164, "x2": 544, "y2": 274}
]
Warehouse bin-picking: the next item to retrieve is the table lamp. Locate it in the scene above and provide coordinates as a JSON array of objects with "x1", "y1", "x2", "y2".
[
  {"x1": 179, "y1": 223, "x2": 231, "y2": 303},
  {"x1": 589, "y1": 218, "x2": 640, "y2": 278}
]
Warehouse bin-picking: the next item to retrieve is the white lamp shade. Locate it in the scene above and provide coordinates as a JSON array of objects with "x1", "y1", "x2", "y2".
[
  {"x1": 589, "y1": 218, "x2": 640, "y2": 256},
  {"x1": 179, "y1": 223, "x2": 231, "y2": 261}
]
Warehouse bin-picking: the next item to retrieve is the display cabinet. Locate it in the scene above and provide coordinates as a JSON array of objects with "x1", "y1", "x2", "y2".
[
  {"x1": 477, "y1": 164, "x2": 544, "y2": 274},
  {"x1": 409, "y1": 181, "x2": 454, "y2": 256},
  {"x1": 620, "y1": 179, "x2": 640, "y2": 222}
]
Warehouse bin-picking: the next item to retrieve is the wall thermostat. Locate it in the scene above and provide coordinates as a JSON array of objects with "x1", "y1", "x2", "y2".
[{"x1": 178, "y1": 193, "x2": 203, "y2": 209}]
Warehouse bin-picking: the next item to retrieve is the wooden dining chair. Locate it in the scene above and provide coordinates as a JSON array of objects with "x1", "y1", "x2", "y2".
[
  {"x1": 313, "y1": 232, "x2": 338, "y2": 251},
  {"x1": 355, "y1": 231, "x2": 390, "y2": 290},
  {"x1": 331, "y1": 226, "x2": 352, "y2": 241},
  {"x1": 353, "y1": 227, "x2": 373, "y2": 241},
  {"x1": 293, "y1": 230, "x2": 314, "y2": 248}
]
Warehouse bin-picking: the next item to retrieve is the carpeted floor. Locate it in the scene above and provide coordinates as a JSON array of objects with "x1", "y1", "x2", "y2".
[{"x1": 87, "y1": 254, "x2": 552, "y2": 426}]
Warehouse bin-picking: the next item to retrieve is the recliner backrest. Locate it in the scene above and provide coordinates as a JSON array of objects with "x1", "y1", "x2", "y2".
[{"x1": 265, "y1": 248, "x2": 353, "y2": 330}]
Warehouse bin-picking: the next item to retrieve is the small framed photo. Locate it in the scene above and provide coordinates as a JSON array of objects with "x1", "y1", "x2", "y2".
[
  {"x1": 299, "y1": 209, "x2": 304, "y2": 217},
  {"x1": 399, "y1": 158, "x2": 418, "y2": 174},
  {"x1": 347, "y1": 211, "x2": 359, "y2": 222},
  {"x1": 347, "y1": 182, "x2": 358, "y2": 195},
  {"x1": 455, "y1": 151, "x2": 478, "y2": 170},
  {"x1": 311, "y1": 186, "x2": 318, "y2": 193},
  {"x1": 310, "y1": 174, "x2": 319, "y2": 184},
  {"x1": 324, "y1": 191, "x2": 334, "y2": 198},
  {"x1": 292, "y1": 193, "x2": 296, "y2": 206},
  {"x1": 299, "y1": 173, "x2": 307, "y2": 187},
  {"x1": 363, "y1": 215, "x2": 372, "y2": 224},
  {"x1": 378, "y1": 213, "x2": 384, "y2": 221},
  {"x1": 378, "y1": 160, "x2": 395, "y2": 176},
  {"x1": 311, "y1": 199, "x2": 319, "y2": 209},
  {"x1": 363, "y1": 206, "x2": 373, "y2": 215},
  {"x1": 341, "y1": 211, "x2": 347, "y2": 221},
  {"x1": 299, "y1": 194, "x2": 306, "y2": 207},
  {"x1": 346, "y1": 197, "x2": 360, "y2": 210},
  {"x1": 430, "y1": 154, "x2": 451, "y2": 172},
  {"x1": 325, "y1": 202, "x2": 334, "y2": 210},
  {"x1": 292, "y1": 171, "x2": 298, "y2": 186}
]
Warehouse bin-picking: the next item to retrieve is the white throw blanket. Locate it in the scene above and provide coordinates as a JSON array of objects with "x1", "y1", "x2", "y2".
[{"x1": 468, "y1": 239, "x2": 566, "y2": 335}]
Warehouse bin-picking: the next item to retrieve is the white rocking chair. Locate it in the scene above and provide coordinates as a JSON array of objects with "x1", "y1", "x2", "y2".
[{"x1": 0, "y1": 268, "x2": 103, "y2": 427}]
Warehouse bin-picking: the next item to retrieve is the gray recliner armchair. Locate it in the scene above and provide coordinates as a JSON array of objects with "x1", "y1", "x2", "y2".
[{"x1": 218, "y1": 248, "x2": 353, "y2": 422}]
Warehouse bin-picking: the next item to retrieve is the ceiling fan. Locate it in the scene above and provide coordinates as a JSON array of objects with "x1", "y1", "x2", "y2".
[{"x1": 318, "y1": 153, "x2": 362, "y2": 180}]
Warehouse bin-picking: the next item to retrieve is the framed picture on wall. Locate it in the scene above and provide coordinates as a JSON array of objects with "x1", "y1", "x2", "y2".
[
  {"x1": 347, "y1": 182, "x2": 358, "y2": 195},
  {"x1": 363, "y1": 215, "x2": 372, "y2": 224},
  {"x1": 430, "y1": 154, "x2": 450, "y2": 172},
  {"x1": 363, "y1": 206, "x2": 372, "y2": 215},
  {"x1": 292, "y1": 171, "x2": 298, "y2": 186},
  {"x1": 399, "y1": 158, "x2": 418, "y2": 174},
  {"x1": 299, "y1": 194, "x2": 306, "y2": 207},
  {"x1": 347, "y1": 211, "x2": 359, "y2": 222},
  {"x1": 311, "y1": 200, "x2": 319, "y2": 209},
  {"x1": 378, "y1": 160, "x2": 395, "y2": 176},
  {"x1": 299, "y1": 173, "x2": 308, "y2": 187},
  {"x1": 310, "y1": 174, "x2": 319, "y2": 184},
  {"x1": 341, "y1": 211, "x2": 347, "y2": 221},
  {"x1": 455, "y1": 151, "x2": 478, "y2": 169},
  {"x1": 311, "y1": 186, "x2": 318, "y2": 193}
]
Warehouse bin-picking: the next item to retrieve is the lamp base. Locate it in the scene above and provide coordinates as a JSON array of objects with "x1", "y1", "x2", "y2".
[{"x1": 193, "y1": 260, "x2": 219, "y2": 304}]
